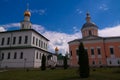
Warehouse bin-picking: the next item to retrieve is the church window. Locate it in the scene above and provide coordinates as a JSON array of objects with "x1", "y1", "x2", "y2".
[
  {"x1": 20, "y1": 52, "x2": 23, "y2": 59},
  {"x1": 7, "y1": 52, "x2": 11, "y2": 59},
  {"x1": 36, "y1": 38, "x2": 38, "y2": 46},
  {"x1": 92, "y1": 61, "x2": 95, "y2": 65},
  {"x1": 14, "y1": 52, "x2": 17, "y2": 59},
  {"x1": 24, "y1": 36, "x2": 28, "y2": 44},
  {"x1": 7, "y1": 37, "x2": 10, "y2": 45},
  {"x1": 41, "y1": 41, "x2": 43, "y2": 48},
  {"x1": 118, "y1": 60, "x2": 120, "y2": 64},
  {"x1": 13, "y1": 37, "x2": 16, "y2": 45},
  {"x1": 44, "y1": 42, "x2": 45, "y2": 48},
  {"x1": 109, "y1": 61, "x2": 112, "y2": 64},
  {"x1": 33, "y1": 36, "x2": 35, "y2": 44},
  {"x1": 22, "y1": 24, "x2": 24, "y2": 29},
  {"x1": 91, "y1": 48, "x2": 94, "y2": 55},
  {"x1": 89, "y1": 30, "x2": 92, "y2": 35},
  {"x1": 39, "y1": 53, "x2": 41, "y2": 59},
  {"x1": 46, "y1": 44, "x2": 47, "y2": 49},
  {"x1": 18, "y1": 36, "x2": 22, "y2": 44},
  {"x1": 97, "y1": 48, "x2": 101, "y2": 55},
  {"x1": 76, "y1": 49, "x2": 79, "y2": 55},
  {"x1": 1, "y1": 53, "x2": 4, "y2": 60},
  {"x1": 36, "y1": 52, "x2": 38, "y2": 59},
  {"x1": 110, "y1": 47, "x2": 114, "y2": 55},
  {"x1": 70, "y1": 51, "x2": 72, "y2": 56},
  {"x1": 99, "y1": 61, "x2": 102, "y2": 64},
  {"x1": 39, "y1": 40, "x2": 41, "y2": 47},
  {"x1": 1, "y1": 37, "x2": 5, "y2": 45}
]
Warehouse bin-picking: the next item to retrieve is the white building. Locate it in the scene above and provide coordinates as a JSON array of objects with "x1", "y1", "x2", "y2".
[{"x1": 0, "y1": 8, "x2": 56, "y2": 68}]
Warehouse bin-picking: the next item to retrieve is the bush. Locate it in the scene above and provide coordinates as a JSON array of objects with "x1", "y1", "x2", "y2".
[
  {"x1": 41, "y1": 54, "x2": 46, "y2": 71},
  {"x1": 63, "y1": 55, "x2": 68, "y2": 69},
  {"x1": 78, "y1": 42, "x2": 90, "y2": 78}
]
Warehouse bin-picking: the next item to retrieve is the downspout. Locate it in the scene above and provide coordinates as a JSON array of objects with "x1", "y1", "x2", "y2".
[{"x1": 103, "y1": 38, "x2": 107, "y2": 67}]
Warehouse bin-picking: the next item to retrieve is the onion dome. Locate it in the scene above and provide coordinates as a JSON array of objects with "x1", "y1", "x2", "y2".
[
  {"x1": 24, "y1": 10, "x2": 31, "y2": 17},
  {"x1": 55, "y1": 47, "x2": 59, "y2": 51},
  {"x1": 81, "y1": 12, "x2": 98, "y2": 30}
]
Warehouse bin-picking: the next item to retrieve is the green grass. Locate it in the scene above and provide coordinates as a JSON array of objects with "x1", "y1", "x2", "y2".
[{"x1": 0, "y1": 68, "x2": 120, "y2": 80}]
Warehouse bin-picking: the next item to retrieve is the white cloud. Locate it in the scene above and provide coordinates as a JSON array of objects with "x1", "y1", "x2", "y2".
[
  {"x1": 99, "y1": 4, "x2": 109, "y2": 11},
  {"x1": 76, "y1": 9, "x2": 83, "y2": 14},
  {"x1": 43, "y1": 31, "x2": 81, "y2": 55},
  {"x1": 0, "y1": 27, "x2": 6, "y2": 32},
  {"x1": 32, "y1": 24, "x2": 45, "y2": 33},
  {"x1": 2, "y1": 23, "x2": 20, "y2": 29},
  {"x1": 99, "y1": 25, "x2": 120, "y2": 37},
  {"x1": 30, "y1": 9, "x2": 46, "y2": 15},
  {"x1": 2, "y1": 22, "x2": 120, "y2": 55},
  {"x1": 1, "y1": 23, "x2": 45, "y2": 33},
  {"x1": 73, "y1": 26, "x2": 79, "y2": 33}
]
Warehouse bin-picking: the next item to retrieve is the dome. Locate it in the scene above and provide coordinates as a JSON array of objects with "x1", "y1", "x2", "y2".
[
  {"x1": 55, "y1": 47, "x2": 59, "y2": 51},
  {"x1": 81, "y1": 12, "x2": 98, "y2": 30},
  {"x1": 24, "y1": 10, "x2": 31, "y2": 17},
  {"x1": 81, "y1": 22, "x2": 98, "y2": 30}
]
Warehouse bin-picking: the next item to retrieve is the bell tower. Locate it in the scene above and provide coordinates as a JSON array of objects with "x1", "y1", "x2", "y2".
[
  {"x1": 81, "y1": 12, "x2": 98, "y2": 38},
  {"x1": 20, "y1": 4, "x2": 32, "y2": 29}
]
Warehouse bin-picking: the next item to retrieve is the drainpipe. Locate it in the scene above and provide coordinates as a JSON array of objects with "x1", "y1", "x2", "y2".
[{"x1": 103, "y1": 38, "x2": 107, "y2": 67}]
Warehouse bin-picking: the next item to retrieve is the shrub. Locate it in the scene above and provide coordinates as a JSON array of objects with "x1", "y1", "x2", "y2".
[
  {"x1": 41, "y1": 54, "x2": 46, "y2": 71},
  {"x1": 78, "y1": 42, "x2": 90, "y2": 78},
  {"x1": 63, "y1": 55, "x2": 68, "y2": 69}
]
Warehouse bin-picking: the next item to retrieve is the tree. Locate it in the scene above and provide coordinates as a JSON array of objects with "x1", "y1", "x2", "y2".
[
  {"x1": 63, "y1": 55, "x2": 68, "y2": 69},
  {"x1": 41, "y1": 54, "x2": 46, "y2": 71},
  {"x1": 78, "y1": 42, "x2": 89, "y2": 78}
]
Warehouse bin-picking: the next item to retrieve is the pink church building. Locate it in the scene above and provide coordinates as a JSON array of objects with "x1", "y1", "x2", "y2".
[{"x1": 68, "y1": 13, "x2": 120, "y2": 67}]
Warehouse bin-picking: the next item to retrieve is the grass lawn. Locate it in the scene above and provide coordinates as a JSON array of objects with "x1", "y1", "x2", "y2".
[{"x1": 0, "y1": 68, "x2": 120, "y2": 80}]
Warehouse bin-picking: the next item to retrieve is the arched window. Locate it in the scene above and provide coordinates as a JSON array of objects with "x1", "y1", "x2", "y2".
[
  {"x1": 7, "y1": 52, "x2": 11, "y2": 59},
  {"x1": 14, "y1": 52, "x2": 17, "y2": 59},
  {"x1": 99, "y1": 61, "x2": 102, "y2": 65},
  {"x1": 1, "y1": 53, "x2": 4, "y2": 60},
  {"x1": 39, "y1": 53, "x2": 41, "y2": 59},
  {"x1": 92, "y1": 61, "x2": 95, "y2": 65},
  {"x1": 36, "y1": 52, "x2": 39, "y2": 59},
  {"x1": 22, "y1": 24, "x2": 24, "y2": 29},
  {"x1": 89, "y1": 30, "x2": 92, "y2": 35},
  {"x1": 118, "y1": 60, "x2": 120, "y2": 64},
  {"x1": 109, "y1": 61, "x2": 112, "y2": 64},
  {"x1": 20, "y1": 52, "x2": 23, "y2": 59}
]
